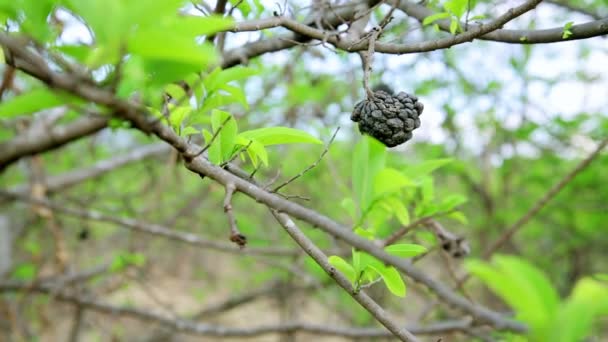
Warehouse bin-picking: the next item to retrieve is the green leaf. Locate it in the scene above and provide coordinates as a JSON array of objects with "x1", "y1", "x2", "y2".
[
  {"x1": 172, "y1": 15, "x2": 234, "y2": 37},
  {"x1": 202, "y1": 129, "x2": 220, "y2": 164},
  {"x1": 552, "y1": 277, "x2": 608, "y2": 342},
  {"x1": 0, "y1": 88, "x2": 76, "y2": 118},
  {"x1": 66, "y1": 0, "x2": 126, "y2": 45},
  {"x1": 236, "y1": 136, "x2": 268, "y2": 167},
  {"x1": 219, "y1": 84, "x2": 249, "y2": 109},
  {"x1": 385, "y1": 244, "x2": 427, "y2": 258},
  {"x1": 447, "y1": 211, "x2": 468, "y2": 224},
  {"x1": 328, "y1": 255, "x2": 356, "y2": 284},
  {"x1": 128, "y1": 28, "x2": 217, "y2": 66},
  {"x1": 421, "y1": 176, "x2": 434, "y2": 202},
  {"x1": 367, "y1": 263, "x2": 406, "y2": 297},
  {"x1": 562, "y1": 21, "x2": 574, "y2": 39},
  {"x1": 422, "y1": 12, "x2": 451, "y2": 26},
  {"x1": 401, "y1": 158, "x2": 452, "y2": 179},
  {"x1": 353, "y1": 137, "x2": 386, "y2": 214},
  {"x1": 165, "y1": 83, "x2": 187, "y2": 100},
  {"x1": 181, "y1": 126, "x2": 199, "y2": 136},
  {"x1": 11, "y1": 263, "x2": 37, "y2": 280},
  {"x1": 168, "y1": 106, "x2": 191, "y2": 131},
  {"x1": 354, "y1": 227, "x2": 375, "y2": 240},
  {"x1": 373, "y1": 168, "x2": 413, "y2": 197},
  {"x1": 444, "y1": 0, "x2": 468, "y2": 18},
  {"x1": 110, "y1": 252, "x2": 146, "y2": 272},
  {"x1": 238, "y1": 127, "x2": 322, "y2": 146},
  {"x1": 204, "y1": 66, "x2": 259, "y2": 93},
  {"x1": 211, "y1": 110, "x2": 238, "y2": 162},
  {"x1": 341, "y1": 198, "x2": 356, "y2": 220},
  {"x1": 449, "y1": 19, "x2": 459, "y2": 34},
  {"x1": 384, "y1": 197, "x2": 410, "y2": 225},
  {"x1": 437, "y1": 194, "x2": 467, "y2": 212},
  {"x1": 466, "y1": 255, "x2": 559, "y2": 336}
]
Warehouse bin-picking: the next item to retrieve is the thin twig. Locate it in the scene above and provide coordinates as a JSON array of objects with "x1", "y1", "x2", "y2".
[
  {"x1": 191, "y1": 116, "x2": 232, "y2": 159},
  {"x1": 224, "y1": 182, "x2": 247, "y2": 247},
  {"x1": 273, "y1": 127, "x2": 340, "y2": 193},
  {"x1": 482, "y1": 137, "x2": 608, "y2": 258},
  {"x1": 363, "y1": 27, "x2": 382, "y2": 98}
]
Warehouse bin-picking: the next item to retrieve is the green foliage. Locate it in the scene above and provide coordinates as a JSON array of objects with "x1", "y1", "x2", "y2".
[
  {"x1": 467, "y1": 255, "x2": 608, "y2": 341},
  {"x1": 109, "y1": 252, "x2": 146, "y2": 272},
  {"x1": 11, "y1": 263, "x2": 38, "y2": 281},
  {"x1": 0, "y1": 88, "x2": 81, "y2": 118},
  {"x1": 562, "y1": 22, "x2": 574, "y2": 39}
]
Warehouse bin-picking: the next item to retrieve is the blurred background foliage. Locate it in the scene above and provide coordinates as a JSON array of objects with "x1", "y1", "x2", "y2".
[{"x1": 1, "y1": 0, "x2": 607, "y2": 341}]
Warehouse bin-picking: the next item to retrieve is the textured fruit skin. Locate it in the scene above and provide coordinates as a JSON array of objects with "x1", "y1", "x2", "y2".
[{"x1": 351, "y1": 90, "x2": 424, "y2": 147}]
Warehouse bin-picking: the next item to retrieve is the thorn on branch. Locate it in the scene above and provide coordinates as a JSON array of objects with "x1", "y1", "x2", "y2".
[{"x1": 223, "y1": 182, "x2": 247, "y2": 248}]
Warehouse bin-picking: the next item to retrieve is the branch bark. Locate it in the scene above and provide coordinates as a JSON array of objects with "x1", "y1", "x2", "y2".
[{"x1": 0, "y1": 116, "x2": 108, "y2": 171}]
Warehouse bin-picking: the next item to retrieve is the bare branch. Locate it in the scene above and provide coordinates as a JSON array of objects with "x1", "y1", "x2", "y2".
[
  {"x1": 4, "y1": 143, "x2": 169, "y2": 200},
  {"x1": 0, "y1": 280, "x2": 480, "y2": 338},
  {"x1": 0, "y1": 191, "x2": 295, "y2": 257}
]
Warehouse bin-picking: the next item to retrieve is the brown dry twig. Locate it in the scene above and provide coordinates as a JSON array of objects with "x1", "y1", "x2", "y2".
[{"x1": 224, "y1": 182, "x2": 247, "y2": 247}]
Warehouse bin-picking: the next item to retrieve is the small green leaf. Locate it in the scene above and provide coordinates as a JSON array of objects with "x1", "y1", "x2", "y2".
[
  {"x1": 373, "y1": 168, "x2": 413, "y2": 197},
  {"x1": 354, "y1": 227, "x2": 375, "y2": 240},
  {"x1": 401, "y1": 158, "x2": 452, "y2": 179},
  {"x1": 353, "y1": 137, "x2": 386, "y2": 214},
  {"x1": 328, "y1": 255, "x2": 356, "y2": 284},
  {"x1": 204, "y1": 66, "x2": 258, "y2": 93},
  {"x1": 449, "y1": 19, "x2": 459, "y2": 34},
  {"x1": 181, "y1": 126, "x2": 199, "y2": 136},
  {"x1": 0, "y1": 88, "x2": 76, "y2": 118},
  {"x1": 238, "y1": 127, "x2": 322, "y2": 146},
  {"x1": 203, "y1": 129, "x2": 221, "y2": 164},
  {"x1": 383, "y1": 197, "x2": 410, "y2": 225},
  {"x1": 211, "y1": 109, "x2": 238, "y2": 162},
  {"x1": 219, "y1": 84, "x2": 249, "y2": 109},
  {"x1": 444, "y1": 0, "x2": 468, "y2": 18},
  {"x1": 422, "y1": 12, "x2": 451, "y2": 26},
  {"x1": 172, "y1": 15, "x2": 234, "y2": 37},
  {"x1": 385, "y1": 244, "x2": 427, "y2": 258},
  {"x1": 447, "y1": 211, "x2": 468, "y2": 224},
  {"x1": 438, "y1": 194, "x2": 468, "y2": 212},
  {"x1": 128, "y1": 28, "x2": 217, "y2": 66},
  {"x1": 236, "y1": 136, "x2": 268, "y2": 167},
  {"x1": 562, "y1": 21, "x2": 574, "y2": 39},
  {"x1": 11, "y1": 263, "x2": 37, "y2": 280},
  {"x1": 421, "y1": 177, "x2": 434, "y2": 202},
  {"x1": 469, "y1": 14, "x2": 486, "y2": 21},
  {"x1": 368, "y1": 264, "x2": 406, "y2": 297},
  {"x1": 168, "y1": 106, "x2": 191, "y2": 131}
]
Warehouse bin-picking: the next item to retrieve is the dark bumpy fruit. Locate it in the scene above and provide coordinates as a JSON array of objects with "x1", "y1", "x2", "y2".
[{"x1": 351, "y1": 90, "x2": 424, "y2": 147}]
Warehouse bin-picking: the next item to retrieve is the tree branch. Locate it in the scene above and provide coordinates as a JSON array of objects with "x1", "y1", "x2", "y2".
[
  {"x1": 0, "y1": 116, "x2": 108, "y2": 171},
  {"x1": 398, "y1": 0, "x2": 608, "y2": 44},
  {"x1": 0, "y1": 280, "x2": 479, "y2": 338},
  {"x1": 0, "y1": 191, "x2": 296, "y2": 257},
  {"x1": 0, "y1": 32, "x2": 525, "y2": 333},
  {"x1": 270, "y1": 210, "x2": 420, "y2": 342},
  {"x1": 4, "y1": 143, "x2": 169, "y2": 200}
]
